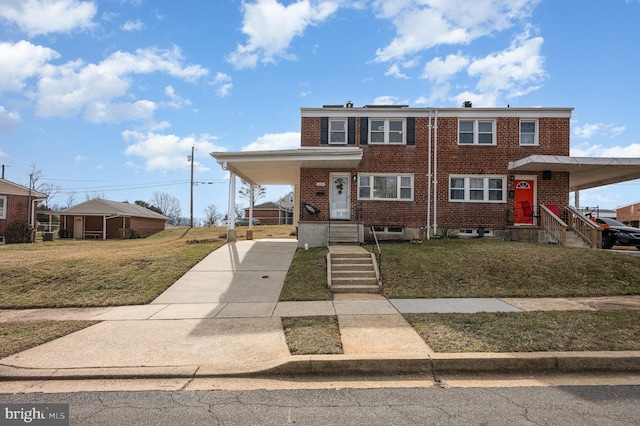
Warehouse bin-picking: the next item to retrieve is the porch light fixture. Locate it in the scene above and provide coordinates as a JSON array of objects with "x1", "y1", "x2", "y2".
[{"x1": 352, "y1": 174, "x2": 357, "y2": 182}]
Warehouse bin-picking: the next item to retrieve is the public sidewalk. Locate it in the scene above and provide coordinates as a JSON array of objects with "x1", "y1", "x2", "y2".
[{"x1": 1, "y1": 239, "x2": 640, "y2": 383}]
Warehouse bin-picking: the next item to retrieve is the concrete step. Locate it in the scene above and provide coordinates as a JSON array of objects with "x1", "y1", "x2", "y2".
[
  {"x1": 331, "y1": 277, "x2": 379, "y2": 286},
  {"x1": 332, "y1": 264, "x2": 374, "y2": 271},
  {"x1": 331, "y1": 253, "x2": 371, "y2": 261},
  {"x1": 330, "y1": 284, "x2": 380, "y2": 294},
  {"x1": 332, "y1": 270, "x2": 377, "y2": 278}
]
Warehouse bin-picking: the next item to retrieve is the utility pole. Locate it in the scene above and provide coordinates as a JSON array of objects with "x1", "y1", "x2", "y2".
[{"x1": 189, "y1": 146, "x2": 194, "y2": 228}]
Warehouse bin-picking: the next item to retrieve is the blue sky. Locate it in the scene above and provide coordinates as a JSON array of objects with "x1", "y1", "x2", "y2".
[{"x1": 1, "y1": 0, "x2": 639, "y2": 221}]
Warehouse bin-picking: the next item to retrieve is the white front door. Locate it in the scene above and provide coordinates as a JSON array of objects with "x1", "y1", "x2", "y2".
[
  {"x1": 74, "y1": 217, "x2": 83, "y2": 239},
  {"x1": 330, "y1": 174, "x2": 350, "y2": 220}
]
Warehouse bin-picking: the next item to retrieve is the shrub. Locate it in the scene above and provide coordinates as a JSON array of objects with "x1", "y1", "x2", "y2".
[
  {"x1": 121, "y1": 229, "x2": 140, "y2": 239},
  {"x1": 435, "y1": 227, "x2": 459, "y2": 240},
  {"x1": 4, "y1": 222, "x2": 34, "y2": 244}
]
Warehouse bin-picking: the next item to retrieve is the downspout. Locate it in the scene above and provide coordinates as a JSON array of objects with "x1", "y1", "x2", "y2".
[
  {"x1": 433, "y1": 110, "x2": 438, "y2": 236},
  {"x1": 426, "y1": 110, "x2": 432, "y2": 240},
  {"x1": 103, "y1": 215, "x2": 107, "y2": 240}
]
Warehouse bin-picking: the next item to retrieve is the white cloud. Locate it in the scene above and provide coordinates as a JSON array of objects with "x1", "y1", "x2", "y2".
[
  {"x1": 573, "y1": 123, "x2": 626, "y2": 140},
  {"x1": 422, "y1": 53, "x2": 469, "y2": 83},
  {"x1": 36, "y1": 46, "x2": 208, "y2": 122},
  {"x1": 0, "y1": 40, "x2": 60, "y2": 93},
  {"x1": 227, "y1": 0, "x2": 339, "y2": 69},
  {"x1": 466, "y1": 31, "x2": 545, "y2": 101},
  {"x1": 123, "y1": 131, "x2": 225, "y2": 171},
  {"x1": 242, "y1": 132, "x2": 301, "y2": 151},
  {"x1": 373, "y1": 0, "x2": 538, "y2": 63},
  {"x1": 0, "y1": 0, "x2": 97, "y2": 36},
  {"x1": 385, "y1": 64, "x2": 409, "y2": 79},
  {"x1": 122, "y1": 19, "x2": 145, "y2": 32},
  {"x1": 571, "y1": 142, "x2": 640, "y2": 158},
  {"x1": 212, "y1": 72, "x2": 233, "y2": 97},
  {"x1": 0, "y1": 106, "x2": 21, "y2": 133},
  {"x1": 371, "y1": 95, "x2": 407, "y2": 105},
  {"x1": 163, "y1": 85, "x2": 192, "y2": 109}
]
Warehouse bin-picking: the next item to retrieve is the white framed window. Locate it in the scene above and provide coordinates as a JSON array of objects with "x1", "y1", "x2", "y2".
[
  {"x1": 459, "y1": 228, "x2": 494, "y2": 237},
  {"x1": 372, "y1": 226, "x2": 404, "y2": 234},
  {"x1": 520, "y1": 120, "x2": 538, "y2": 145},
  {"x1": 358, "y1": 174, "x2": 414, "y2": 201},
  {"x1": 0, "y1": 196, "x2": 6, "y2": 220},
  {"x1": 329, "y1": 118, "x2": 347, "y2": 144},
  {"x1": 458, "y1": 120, "x2": 496, "y2": 145},
  {"x1": 369, "y1": 119, "x2": 405, "y2": 144},
  {"x1": 449, "y1": 175, "x2": 506, "y2": 203}
]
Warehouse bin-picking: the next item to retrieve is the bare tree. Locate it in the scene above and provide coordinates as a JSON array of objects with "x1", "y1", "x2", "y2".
[
  {"x1": 64, "y1": 192, "x2": 76, "y2": 209},
  {"x1": 203, "y1": 204, "x2": 223, "y2": 227},
  {"x1": 84, "y1": 191, "x2": 106, "y2": 201},
  {"x1": 238, "y1": 181, "x2": 266, "y2": 206},
  {"x1": 26, "y1": 164, "x2": 61, "y2": 206},
  {"x1": 150, "y1": 191, "x2": 182, "y2": 224}
]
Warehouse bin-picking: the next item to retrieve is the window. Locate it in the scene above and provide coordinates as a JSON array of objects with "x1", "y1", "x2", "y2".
[
  {"x1": 520, "y1": 120, "x2": 538, "y2": 145},
  {"x1": 369, "y1": 119, "x2": 405, "y2": 144},
  {"x1": 449, "y1": 175, "x2": 506, "y2": 202},
  {"x1": 372, "y1": 226, "x2": 404, "y2": 234},
  {"x1": 358, "y1": 174, "x2": 413, "y2": 201},
  {"x1": 458, "y1": 120, "x2": 496, "y2": 145},
  {"x1": 0, "y1": 196, "x2": 6, "y2": 220},
  {"x1": 329, "y1": 119, "x2": 347, "y2": 143}
]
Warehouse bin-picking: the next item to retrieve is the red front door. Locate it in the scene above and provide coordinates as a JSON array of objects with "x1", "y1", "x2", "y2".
[{"x1": 514, "y1": 180, "x2": 535, "y2": 224}]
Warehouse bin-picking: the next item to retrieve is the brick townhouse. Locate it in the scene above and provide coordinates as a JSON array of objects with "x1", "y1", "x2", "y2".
[
  {"x1": 297, "y1": 103, "x2": 571, "y2": 241},
  {"x1": 212, "y1": 102, "x2": 640, "y2": 247}
]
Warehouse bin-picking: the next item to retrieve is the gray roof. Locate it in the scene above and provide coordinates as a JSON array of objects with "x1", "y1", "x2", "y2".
[
  {"x1": 60, "y1": 199, "x2": 169, "y2": 220},
  {"x1": 0, "y1": 179, "x2": 48, "y2": 199}
]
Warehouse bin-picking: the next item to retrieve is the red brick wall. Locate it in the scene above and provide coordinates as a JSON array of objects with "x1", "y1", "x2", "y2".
[
  {"x1": 59, "y1": 215, "x2": 164, "y2": 238},
  {"x1": 299, "y1": 114, "x2": 571, "y2": 231},
  {"x1": 617, "y1": 203, "x2": 640, "y2": 223},
  {"x1": 243, "y1": 209, "x2": 282, "y2": 225},
  {"x1": 130, "y1": 217, "x2": 165, "y2": 237},
  {"x1": 0, "y1": 195, "x2": 31, "y2": 236}
]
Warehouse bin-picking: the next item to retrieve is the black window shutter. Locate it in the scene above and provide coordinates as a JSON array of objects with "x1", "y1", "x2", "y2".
[
  {"x1": 347, "y1": 117, "x2": 356, "y2": 144},
  {"x1": 407, "y1": 117, "x2": 415, "y2": 145},
  {"x1": 360, "y1": 117, "x2": 368, "y2": 145},
  {"x1": 320, "y1": 117, "x2": 328, "y2": 145}
]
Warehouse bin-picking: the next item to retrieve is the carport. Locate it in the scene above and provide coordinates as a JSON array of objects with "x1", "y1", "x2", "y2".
[
  {"x1": 211, "y1": 147, "x2": 363, "y2": 241},
  {"x1": 509, "y1": 155, "x2": 640, "y2": 207}
]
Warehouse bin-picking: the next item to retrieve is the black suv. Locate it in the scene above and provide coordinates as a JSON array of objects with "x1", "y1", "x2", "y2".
[{"x1": 595, "y1": 218, "x2": 640, "y2": 250}]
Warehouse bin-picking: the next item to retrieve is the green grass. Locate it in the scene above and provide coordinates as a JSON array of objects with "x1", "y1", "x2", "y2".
[
  {"x1": 381, "y1": 239, "x2": 640, "y2": 298},
  {"x1": 405, "y1": 311, "x2": 640, "y2": 353},
  {"x1": 279, "y1": 247, "x2": 332, "y2": 301},
  {"x1": 0, "y1": 227, "x2": 228, "y2": 308},
  {"x1": 0, "y1": 321, "x2": 98, "y2": 359},
  {"x1": 282, "y1": 316, "x2": 343, "y2": 355}
]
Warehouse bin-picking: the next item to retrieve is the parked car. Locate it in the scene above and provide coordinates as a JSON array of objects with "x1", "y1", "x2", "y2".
[
  {"x1": 235, "y1": 218, "x2": 260, "y2": 226},
  {"x1": 595, "y1": 218, "x2": 640, "y2": 250}
]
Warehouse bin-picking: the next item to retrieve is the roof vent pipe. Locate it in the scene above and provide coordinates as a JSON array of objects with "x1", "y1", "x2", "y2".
[
  {"x1": 462, "y1": 101, "x2": 472, "y2": 108},
  {"x1": 346, "y1": 100, "x2": 354, "y2": 108}
]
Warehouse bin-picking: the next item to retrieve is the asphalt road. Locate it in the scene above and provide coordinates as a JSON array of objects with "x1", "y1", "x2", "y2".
[{"x1": 2, "y1": 381, "x2": 639, "y2": 425}]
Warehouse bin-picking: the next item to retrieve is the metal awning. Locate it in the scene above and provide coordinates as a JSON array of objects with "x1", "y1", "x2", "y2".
[
  {"x1": 211, "y1": 147, "x2": 363, "y2": 185},
  {"x1": 508, "y1": 155, "x2": 640, "y2": 192}
]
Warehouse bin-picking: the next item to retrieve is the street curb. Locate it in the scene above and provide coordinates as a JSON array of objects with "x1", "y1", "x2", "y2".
[
  {"x1": 2, "y1": 352, "x2": 640, "y2": 381},
  {"x1": 262, "y1": 352, "x2": 640, "y2": 376}
]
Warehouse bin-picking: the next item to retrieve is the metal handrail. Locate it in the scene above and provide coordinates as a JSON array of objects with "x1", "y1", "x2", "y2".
[{"x1": 370, "y1": 226, "x2": 382, "y2": 282}]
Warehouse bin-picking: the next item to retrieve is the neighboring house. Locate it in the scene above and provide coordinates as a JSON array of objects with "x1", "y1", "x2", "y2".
[
  {"x1": 617, "y1": 202, "x2": 640, "y2": 227},
  {"x1": 0, "y1": 178, "x2": 48, "y2": 244},
  {"x1": 212, "y1": 102, "x2": 640, "y2": 247},
  {"x1": 243, "y1": 201, "x2": 293, "y2": 225},
  {"x1": 59, "y1": 199, "x2": 168, "y2": 239}
]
